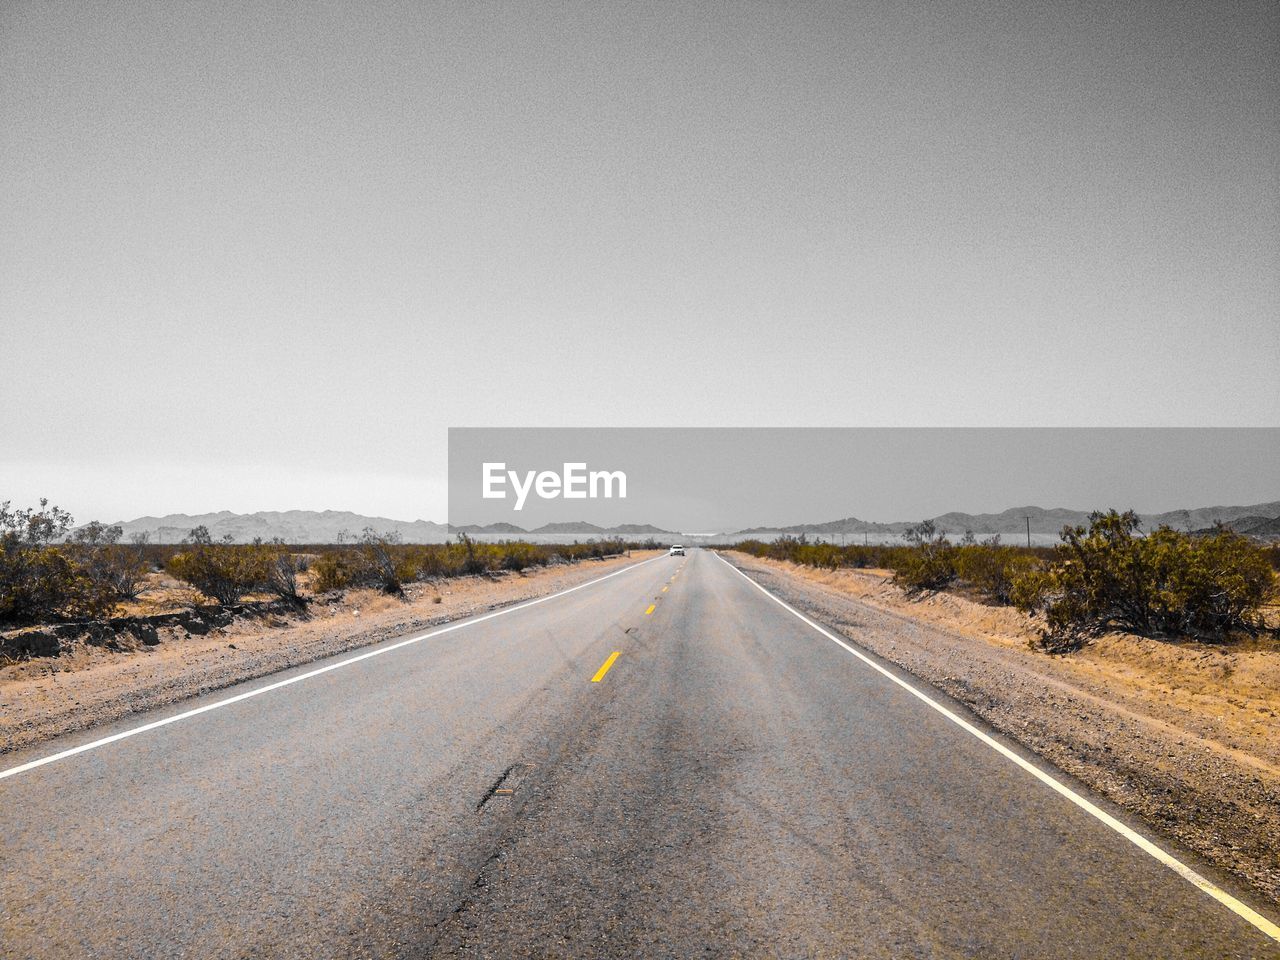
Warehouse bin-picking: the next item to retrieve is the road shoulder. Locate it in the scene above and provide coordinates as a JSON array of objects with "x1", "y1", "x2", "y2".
[
  {"x1": 0, "y1": 552, "x2": 660, "y2": 756},
  {"x1": 720, "y1": 551, "x2": 1280, "y2": 912}
]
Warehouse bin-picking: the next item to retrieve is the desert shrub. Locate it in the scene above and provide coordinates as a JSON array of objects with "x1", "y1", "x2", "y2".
[
  {"x1": 876, "y1": 544, "x2": 913, "y2": 572},
  {"x1": 0, "y1": 500, "x2": 120, "y2": 623},
  {"x1": 498, "y1": 540, "x2": 540, "y2": 571},
  {"x1": 455, "y1": 533, "x2": 489, "y2": 576},
  {"x1": 411, "y1": 544, "x2": 454, "y2": 580},
  {"x1": 953, "y1": 540, "x2": 1041, "y2": 605},
  {"x1": 891, "y1": 548, "x2": 958, "y2": 593},
  {"x1": 1009, "y1": 566, "x2": 1052, "y2": 613},
  {"x1": 1156, "y1": 525, "x2": 1276, "y2": 635},
  {"x1": 1264, "y1": 542, "x2": 1280, "y2": 573},
  {"x1": 733, "y1": 516, "x2": 1274, "y2": 650},
  {"x1": 734, "y1": 536, "x2": 904, "y2": 572},
  {"x1": 841, "y1": 545, "x2": 878, "y2": 568},
  {"x1": 734, "y1": 530, "x2": 1058, "y2": 603},
  {"x1": 565, "y1": 538, "x2": 629, "y2": 562},
  {"x1": 1013, "y1": 511, "x2": 1276, "y2": 650},
  {"x1": 310, "y1": 530, "x2": 419, "y2": 594},
  {"x1": 356, "y1": 528, "x2": 421, "y2": 593},
  {"x1": 807, "y1": 542, "x2": 842, "y2": 569},
  {"x1": 68, "y1": 521, "x2": 149, "y2": 601},
  {"x1": 890, "y1": 521, "x2": 957, "y2": 594},
  {"x1": 311, "y1": 551, "x2": 357, "y2": 593},
  {"x1": 161, "y1": 535, "x2": 650, "y2": 601},
  {"x1": 167, "y1": 528, "x2": 269, "y2": 604},
  {"x1": 264, "y1": 543, "x2": 304, "y2": 603},
  {"x1": 4, "y1": 515, "x2": 650, "y2": 615}
]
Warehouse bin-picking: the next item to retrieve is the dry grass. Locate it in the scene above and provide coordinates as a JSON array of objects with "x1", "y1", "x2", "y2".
[
  {"x1": 111, "y1": 571, "x2": 207, "y2": 617},
  {"x1": 112, "y1": 562, "x2": 336, "y2": 617}
]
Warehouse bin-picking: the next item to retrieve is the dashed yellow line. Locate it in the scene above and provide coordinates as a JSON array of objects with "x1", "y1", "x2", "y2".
[
  {"x1": 591, "y1": 651, "x2": 621, "y2": 682},
  {"x1": 661, "y1": 586, "x2": 668, "y2": 592},
  {"x1": 644, "y1": 604, "x2": 656, "y2": 615}
]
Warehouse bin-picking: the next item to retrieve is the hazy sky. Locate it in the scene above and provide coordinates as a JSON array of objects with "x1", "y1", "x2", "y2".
[{"x1": 3, "y1": 0, "x2": 1277, "y2": 522}]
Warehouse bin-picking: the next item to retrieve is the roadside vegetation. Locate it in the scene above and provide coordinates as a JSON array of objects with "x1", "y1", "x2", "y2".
[
  {"x1": 304, "y1": 530, "x2": 634, "y2": 595},
  {"x1": 1, "y1": 499, "x2": 653, "y2": 628},
  {"x1": 735, "y1": 511, "x2": 1278, "y2": 652},
  {"x1": 1, "y1": 500, "x2": 148, "y2": 624}
]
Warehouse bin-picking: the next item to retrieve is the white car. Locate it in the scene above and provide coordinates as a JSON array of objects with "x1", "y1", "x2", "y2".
[{"x1": 669, "y1": 545, "x2": 685, "y2": 556}]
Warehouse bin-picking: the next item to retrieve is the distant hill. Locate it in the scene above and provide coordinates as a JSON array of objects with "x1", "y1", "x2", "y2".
[
  {"x1": 87, "y1": 510, "x2": 450, "y2": 545},
  {"x1": 450, "y1": 522, "x2": 527, "y2": 535},
  {"x1": 75, "y1": 511, "x2": 677, "y2": 543},
  {"x1": 74, "y1": 501, "x2": 1278, "y2": 545},
  {"x1": 528, "y1": 522, "x2": 608, "y2": 535},
  {"x1": 727, "y1": 500, "x2": 1280, "y2": 540},
  {"x1": 732, "y1": 516, "x2": 906, "y2": 537},
  {"x1": 454, "y1": 520, "x2": 676, "y2": 537},
  {"x1": 608, "y1": 523, "x2": 676, "y2": 535},
  {"x1": 1191, "y1": 515, "x2": 1280, "y2": 538}
]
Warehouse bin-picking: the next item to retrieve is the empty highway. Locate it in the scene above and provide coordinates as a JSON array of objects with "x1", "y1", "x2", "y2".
[{"x1": 2, "y1": 549, "x2": 1277, "y2": 958}]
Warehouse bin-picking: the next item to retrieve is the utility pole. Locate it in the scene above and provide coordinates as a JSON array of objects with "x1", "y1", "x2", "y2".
[{"x1": 1023, "y1": 516, "x2": 1031, "y2": 549}]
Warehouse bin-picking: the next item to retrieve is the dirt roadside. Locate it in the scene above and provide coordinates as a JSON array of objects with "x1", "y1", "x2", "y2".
[
  {"x1": 720, "y1": 551, "x2": 1280, "y2": 910},
  {"x1": 0, "y1": 552, "x2": 661, "y2": 757}
]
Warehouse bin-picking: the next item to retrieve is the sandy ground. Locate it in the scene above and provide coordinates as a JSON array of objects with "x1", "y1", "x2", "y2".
[
  {"x1": 0, "y1": 552, "x2": 660, "y2": 756},
  {"x1": 722, "y1": 552, "x2": 1280, "y2": 909}
]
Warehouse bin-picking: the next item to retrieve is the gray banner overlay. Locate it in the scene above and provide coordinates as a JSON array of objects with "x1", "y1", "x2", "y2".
[{"x1": 447, "y1": 428, "x2": 1279, "y2": 541}]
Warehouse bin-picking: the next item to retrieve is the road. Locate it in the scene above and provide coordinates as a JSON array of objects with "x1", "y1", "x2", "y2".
[{"x1": 2, "y1": 549, "x2": 1277, "y2": 958}]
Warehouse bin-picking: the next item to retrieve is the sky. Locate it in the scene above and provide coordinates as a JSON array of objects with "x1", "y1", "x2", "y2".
[{"x1": 3, "y1": 0, "x2": 1278, "y2": 523}]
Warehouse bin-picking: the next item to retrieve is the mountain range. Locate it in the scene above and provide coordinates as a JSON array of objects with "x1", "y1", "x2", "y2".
[
  {"x1": 1191, "y1": 514, "x2": 1280, "y2": 538},
  {"x1": 76, "y1": 500, "x2": 1280, "y2": 544},
  {"x1": 728, "y1": 500, "x2": 1280, "y2": 539},
  {"x1": 451, "y1": 521, "x2": 674, "y2": 536},
  {"x1": 88, "y1": 511, "x2": 675, "y2": 543},
  {"x1": 96, "y1": 510, "x2": 450, "y2": 544}
]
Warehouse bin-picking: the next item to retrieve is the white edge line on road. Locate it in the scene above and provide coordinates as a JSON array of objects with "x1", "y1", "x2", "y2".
[
  {"x1": 0, "y1": 554, "x2": 664, "y2": 783},
  {"x1": 715, "y1": 552, "x2": 1280, "y2": 944}
]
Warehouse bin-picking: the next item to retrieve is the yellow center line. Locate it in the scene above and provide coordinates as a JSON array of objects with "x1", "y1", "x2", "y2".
[
  {"x1": 661, "y1": 586, "x2": 668, "y2": 592},
  {"x1": 591, "y1": 651, "x2": 621, "y2": 682},
  {"x1": 645, "y1": 603, "x2": 656, "y2": 614}
]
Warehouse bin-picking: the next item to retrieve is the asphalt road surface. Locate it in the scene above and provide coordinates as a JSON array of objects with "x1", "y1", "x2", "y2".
[{"x1": 3, "y1": 549, "x2": 1278, "y2": 958}]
